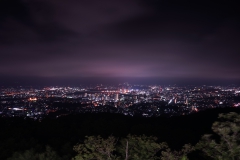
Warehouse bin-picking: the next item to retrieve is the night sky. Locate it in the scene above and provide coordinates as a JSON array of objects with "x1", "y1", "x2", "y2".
[{"x1": 0, "y1": 0, "x2": 240, "y2": 86}]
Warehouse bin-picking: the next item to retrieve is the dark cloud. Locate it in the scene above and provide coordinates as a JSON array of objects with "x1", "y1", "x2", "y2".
[{"x1": 0, "y1": 0, "x2": 240, "y2": 85}]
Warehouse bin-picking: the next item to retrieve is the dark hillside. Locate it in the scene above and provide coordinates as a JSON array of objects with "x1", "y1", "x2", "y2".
[{"x1": 1, "y1": 107, "x2": 240, "y2": 159}]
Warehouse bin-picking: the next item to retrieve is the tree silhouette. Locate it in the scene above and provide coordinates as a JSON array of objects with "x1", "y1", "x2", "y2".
[
  {"x1": 160, "y1": 144, "x2": 193, "y2": 160},
  {"x1": 72, "y1": 134, "x2": 193, "y2": 160},
  {"x1": 72, "y1": 136, "x2": 118, "y2": 160},
  {"x1": 197, "y1": 112, "x2": 240, "y2": 160},
  {"x1": 118, "y1": 134, "x2": 165, "y2": 160}
]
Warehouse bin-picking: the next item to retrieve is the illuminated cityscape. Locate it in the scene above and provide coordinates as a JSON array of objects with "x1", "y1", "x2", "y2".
[
  {"x1": 1, "y1": 0, "x2": 240, "y2": 159},
  {"x1": 1, "y1": 83, "x2": 240, "y2": 119}
]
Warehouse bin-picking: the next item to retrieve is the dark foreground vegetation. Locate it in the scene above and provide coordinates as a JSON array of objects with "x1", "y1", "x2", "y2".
[{"x1": 1, "y1": 107, "x2": 240, "y2": 160}]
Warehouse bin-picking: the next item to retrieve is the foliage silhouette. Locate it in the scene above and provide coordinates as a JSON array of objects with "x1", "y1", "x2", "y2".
[
  {"x1": 197, "y1": 112, "x2": 240, "y2": 160},
  {"x1": 72, "y1": 135, "x2": 193, "y2": 160},
  {"x1": 73, "y1": 136, "x2": 118, "y2": 160},
  {"x1": 118, "y1": 134, "x2": 165, "y2": 160},
  {"x1": 160, "y1": 144, "x2": 194, "y2": 160}
]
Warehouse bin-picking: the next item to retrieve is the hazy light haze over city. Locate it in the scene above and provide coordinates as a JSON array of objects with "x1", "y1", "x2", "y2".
[{"x1": 0, "y1": 0, "x2": 240, "y2": 86}]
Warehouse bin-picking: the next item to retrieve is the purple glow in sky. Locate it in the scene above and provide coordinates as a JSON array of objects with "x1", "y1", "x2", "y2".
[{"x1": 0, "y1": 0, "x2": 240, "y2": 85}]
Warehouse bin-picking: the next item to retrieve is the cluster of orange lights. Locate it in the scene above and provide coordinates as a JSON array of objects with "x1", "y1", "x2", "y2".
[{"x1": 29, "y1": 97, "x2": 37, "y2": 101}]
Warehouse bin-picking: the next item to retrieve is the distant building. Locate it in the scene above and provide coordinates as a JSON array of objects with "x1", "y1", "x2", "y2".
[{"x1": 114, "y1": 93, "x2": 119, "y2": 102}]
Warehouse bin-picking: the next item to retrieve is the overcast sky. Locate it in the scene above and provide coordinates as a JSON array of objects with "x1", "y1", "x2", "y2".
[{"x1": 0, "y1": 0, "x2": 240, "y2": 85}]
